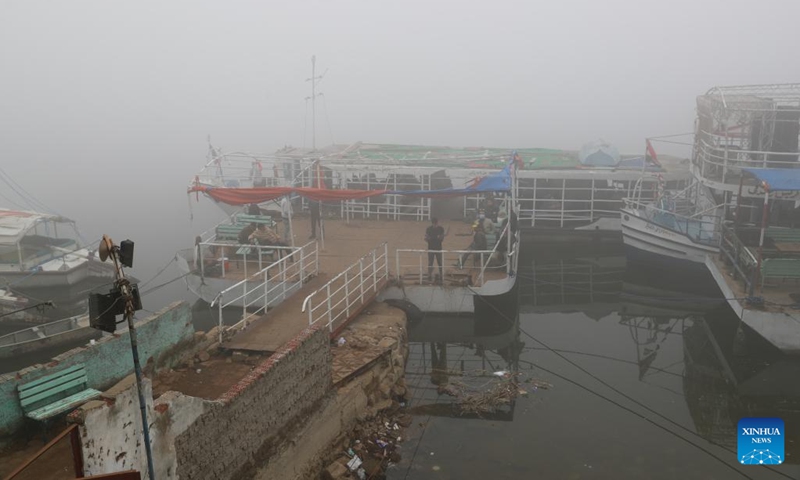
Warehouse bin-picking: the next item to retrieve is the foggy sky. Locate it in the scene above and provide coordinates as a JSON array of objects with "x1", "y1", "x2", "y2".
[{"x1": 1, "y1": 0, "x2": 799, "y2": 308}]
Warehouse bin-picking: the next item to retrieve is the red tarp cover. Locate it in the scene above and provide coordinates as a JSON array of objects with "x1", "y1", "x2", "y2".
[{"x1": 188, "y1": 185, "x2": 389, "y2": 205}]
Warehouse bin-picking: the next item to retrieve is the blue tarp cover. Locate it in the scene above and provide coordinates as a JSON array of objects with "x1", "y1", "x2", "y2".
[
  {"x1": 742, "y1": 168, "x2": 800, "y2": 192},
  {"x1": 387, "y1": 161, "x2": 512, "y2": 197}
]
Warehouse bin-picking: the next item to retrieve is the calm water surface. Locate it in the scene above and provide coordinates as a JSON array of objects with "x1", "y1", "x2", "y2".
[{"x1": 389, "y1": 244, "x2": 800, "y2": 480}]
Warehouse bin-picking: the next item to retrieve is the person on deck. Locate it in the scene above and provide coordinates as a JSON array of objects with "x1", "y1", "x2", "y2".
[
  {"x1": 249, "y1": 224, "x2": 292, "y2": 261},
  {"x1": 424, "y1": 217, "x2": 445, "y2": 283},
  {"x1": 238, "y1": 223, "x2": 257, "y2": 245},
  {"x1": 484, "y1": 197, "x2": 499, "y2": 222},
  {"x1": 280, "y1": 196, "x2": 293, "y2": 244},
  {"x1": 309, "y1": 200, "x2": 322, "y2": 239},
  {"x1": 247, "y1": 203, "x2": 261, "y2": 216},
  {"x1": 459, "y1": 222, "x2": 487, "y2": 268},
  {"x1": 479, "y1": 210, "x2": 495, "y2": 235}
]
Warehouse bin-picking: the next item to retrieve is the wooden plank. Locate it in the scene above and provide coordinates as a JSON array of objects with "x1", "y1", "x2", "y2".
[
  {"x1": 27, "y1": 389, "x2": 102, "y2": 421},
  {"x1": 21, "y1": 376, "x2": 89, "y2": 408},
  {"x1": 19, "y1": 369, "x2": 87, "y2": 400},
  {"x1": 18, "y1": 364, "x2": 83, "y2": 391}
]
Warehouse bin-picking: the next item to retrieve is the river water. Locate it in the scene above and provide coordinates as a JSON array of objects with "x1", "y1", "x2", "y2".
[{"x1": 389, "y1": 242, "x2": 800, "y2": 480}]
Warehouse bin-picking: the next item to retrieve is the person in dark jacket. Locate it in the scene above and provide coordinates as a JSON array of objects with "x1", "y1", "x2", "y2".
[
  {"x1": 425, "y1": 217, "x2": 445, "y2": 283},
  {"x1": 238, "y1": 223, "x2": 257, "y2": 245},
  {"x1": 309, "y1": 200, "x2": 322, "y2": 239},
  {"x1": 460, "y1": 223, "x2": 487, "y2": 268}
]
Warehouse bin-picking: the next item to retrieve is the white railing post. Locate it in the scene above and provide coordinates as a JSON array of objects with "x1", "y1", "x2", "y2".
[
  {"x1": 359, "y1": 258, "x2": 365, "y2": 303},
  {"x1": 326, "y1": 284, "x2": 333, "y2": 331},
  {"x1": 395, "y1": 250, "x2": 401, "y2": 281},
  {"x1": 373, "y1": 250, "x2": 378, "y2": 292},
  {"x1": 383, "y1": 243, "x2": 388, "y2": 281},
  {"x1": 418, "y1": 253, "x2": 423, "y2": 284},
  {"x1": 344, "y1": 269, "x2": 351, "y2": 318},
  {"x1": 263, "y1": 270, "x2": 269, "y2": 312},
  {"x1": 218, "y1": 294, "x2": 224, "y2": 343},
  {"x1": 300, "y1": 248, "x2": 305, "y2": 283},
  {"x1": 282, "y1": 257, "x2": 287, "y2": 300}
]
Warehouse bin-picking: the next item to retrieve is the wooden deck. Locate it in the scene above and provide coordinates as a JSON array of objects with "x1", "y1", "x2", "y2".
[
  {"x1": 710, "y1": 254, "x2": 800, "y2": 311},
  {"x1": 221, "y1": 216, "x2": 510, "y2": 353}
]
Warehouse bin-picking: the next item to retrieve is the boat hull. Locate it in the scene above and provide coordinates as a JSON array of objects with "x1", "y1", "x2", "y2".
[
  {"x1": 706, "y1": 256, "x2": 800, "y2": 355},
  {"x1": 621, "y1": 208, "x2": 717, "y2": 268}
]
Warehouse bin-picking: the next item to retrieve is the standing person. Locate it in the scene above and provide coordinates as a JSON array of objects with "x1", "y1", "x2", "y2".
[
  {"x1": 485, "y1": 197, "x2": 499, "y2": 222},
  {"x1": 479, "y1": 210, "x2": 495, "y2": 235},
  {"x1": 309, "y1": 200, "x2": 321, "y2": 239},
  {"x1": 424, "y1": 217, "x2": 445, "y2": 283},
  {"x1": 280, "y1": 196, "x2": 293, "y2": 244},
  {"x1": 460, "y1": 223, "x2": 487, "y2": 268}
]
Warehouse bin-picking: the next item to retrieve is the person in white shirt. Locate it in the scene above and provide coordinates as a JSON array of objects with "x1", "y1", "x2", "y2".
[{"x1": 280, "y1": 196, "x2": 293, "y2": 244}]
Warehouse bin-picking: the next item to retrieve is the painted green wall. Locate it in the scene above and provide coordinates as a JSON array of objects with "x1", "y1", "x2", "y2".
[{"x1": 0, "y1": 302, "x2": 193, "y2": 436}]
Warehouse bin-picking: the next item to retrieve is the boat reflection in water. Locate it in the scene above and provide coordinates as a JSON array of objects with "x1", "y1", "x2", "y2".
[
  {"x1": 403, "y1": 294, "x2": 522, "y2": 422},
  {"x1": 394, "y1": 243, "x2": 800, "y2": 478}
]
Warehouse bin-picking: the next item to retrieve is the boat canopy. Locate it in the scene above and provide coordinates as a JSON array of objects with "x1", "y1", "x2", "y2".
[
  {"x1": 189, "y1": 157, "x2": 515, "y2": 206},
  {"x1": 742, "y1": 168, "x2": 800, "y2": 192},
  {"x1": 0, "y1": 209, "x2": 72, "y2": 245}
]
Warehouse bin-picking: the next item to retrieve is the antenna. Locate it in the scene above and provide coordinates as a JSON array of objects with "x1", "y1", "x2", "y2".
[{"x1": 305, "y1": 55, "x2": 326, "y2": 151}]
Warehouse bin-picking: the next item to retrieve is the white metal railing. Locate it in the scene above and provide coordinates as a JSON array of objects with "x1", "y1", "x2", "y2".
[
  {"x1": 304, "y1": 243, "x2": 389, "y2": 332},
  {"x1": 394, "y1": 245, "x2": 506, "y2": 288},
  {"x1": 195, "y1": 241, "x2": 298, "y2": 279},
  {"x1": 0, "y1": 314, "x2": 86, "y2": 348},
  {"x1": 623, "y1": 197, "x2": 724, "y2": 246},
  {"x1": 693, "y1": 136, "x2": 800, "y2": 186},
  {"x1": 214, "y1": 241, "x2": 319, "y2": 342}
]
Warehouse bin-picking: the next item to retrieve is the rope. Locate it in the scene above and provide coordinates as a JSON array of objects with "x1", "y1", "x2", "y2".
[
  {"x1": 469, "y1": 292, "x2": 794, "y2": 480},
  {"x1": 139, "y1": 257, "x2": 177, "y2": 289}
]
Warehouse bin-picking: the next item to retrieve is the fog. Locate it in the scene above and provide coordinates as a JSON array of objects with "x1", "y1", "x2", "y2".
[{"x1": 1, "y1": 0, "x2": 799, "y2": 309}]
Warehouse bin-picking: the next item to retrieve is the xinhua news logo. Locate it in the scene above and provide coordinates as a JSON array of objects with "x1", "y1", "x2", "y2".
[{"x1": 738, "y1": 418, "x2": 784, "y2": 465}]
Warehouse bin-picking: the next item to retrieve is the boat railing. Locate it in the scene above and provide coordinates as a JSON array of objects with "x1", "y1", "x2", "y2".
[
  {"x1": 719, "y1": 222, "x2": 757, "y2": 294},
  {"x1": 195, "y1": 241, "x2": 299, "y2": 280},
  {"x1": 394, "y1": 245, "x2": 506, "y2": 288},
  {"x1": 693, "y1": 135, "x2": 800, "y2": 187},
  {"x1": 623, "y1": 197, "x2": 723, "y2": 246},
  {"x1": 0, "y1": 314, "x2": 86, "y2": 348},
  {"x1": 213, "y1": 241, "x2": 319, "y2": 342},
  {"x1": 303, "y1": 243, "x2": 389, "y2": 333}
]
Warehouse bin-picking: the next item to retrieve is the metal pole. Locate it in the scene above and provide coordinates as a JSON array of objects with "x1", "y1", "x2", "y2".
[
  {"x1": 125, "y1": 308, "x2": 156, "y2": 480},
  {"x1": 311, "y1": 55, "x2": 316, "y2": 151}
]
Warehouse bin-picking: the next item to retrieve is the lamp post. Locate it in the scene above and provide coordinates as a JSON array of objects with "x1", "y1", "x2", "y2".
[{"x1": 89, "y1": 236, "x2": 155, "y2": 480}]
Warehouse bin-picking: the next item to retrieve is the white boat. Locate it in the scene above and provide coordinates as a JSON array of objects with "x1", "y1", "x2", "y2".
[
  {"x1": 189, "y1": 142, "x2": 693, "y2": 232},
  {"x1": 185, "y1": 151, "x2": 524, "y2": 314},
  {"x1": 0, "y1": 209, "x2": 115, "y2": 289},
  {"x1": 621, "y1": 181, "x2": 723, "y2": 268}
]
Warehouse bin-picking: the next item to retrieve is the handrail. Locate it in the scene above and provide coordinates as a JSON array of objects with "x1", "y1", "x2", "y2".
[
  {"x1": 0, "y1": 314, "x2": 86, "y2": 347},
  {"x1": 305, "y1": 243, "x2": 389, "y2": 332},
  {"x1": 478, "y1": 223, "x2": 510, "y2": 283},
  {"x1": 216, "y1": 241, "x2": 318, "y2": 342}
]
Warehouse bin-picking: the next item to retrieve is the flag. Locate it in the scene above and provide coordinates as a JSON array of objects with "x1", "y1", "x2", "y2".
[
  {"x1": 513, "y1": 152, "x2": 524, "y2": 170},
  {"x1": 646, "y1": 140, "x2": 661, "y2": 167}
]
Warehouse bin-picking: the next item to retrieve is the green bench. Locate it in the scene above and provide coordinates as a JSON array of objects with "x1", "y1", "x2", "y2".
[
  {"x1": 761, "y1": 258, "x2": 800, "y2": 286},
  {"x1": 216, "y1": 224, "x2": 246, "y2": 241},
  {"x1": 19, "y1": 364, "x2": 102, "y2": 423},
  {"x1": 766, "y1": 227, "x2": 800, "y2": 243},
  {"x1": 235, "y1": 214, "x2": 275, "y2": 228},
  {"x1": 236, "y1": 243, "x2": 276, "y2": 262}
]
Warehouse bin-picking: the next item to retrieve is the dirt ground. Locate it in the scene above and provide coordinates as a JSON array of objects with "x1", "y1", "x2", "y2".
[
  {"x1": 152, "y1": 351, "x2": 263, "y2": 400},
  {"x1": 0, "y1": 427, "x2": 75, "y2": 480}
]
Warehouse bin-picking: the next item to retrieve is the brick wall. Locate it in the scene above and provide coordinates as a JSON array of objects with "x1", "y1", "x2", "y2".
[
  {"x1": 0, "y1": 302, "x2": 193, "y2": 436},
  {"x1": 174, "y1": 325, "x2": 332, "y2": 480}
]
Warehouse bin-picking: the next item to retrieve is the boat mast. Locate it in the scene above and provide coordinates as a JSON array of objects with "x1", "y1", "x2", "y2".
[{"x1": 306, "y1": 55, "x2": 325, "y2": 151}]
